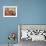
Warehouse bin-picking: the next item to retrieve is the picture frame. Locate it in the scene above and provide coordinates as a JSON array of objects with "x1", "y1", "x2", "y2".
[
  {"x1": 3, "y1": 6, "x2": 17, "y2": 17},
  {"x1": 18, "y1": 24, "x2": 46, "y2": 42}
]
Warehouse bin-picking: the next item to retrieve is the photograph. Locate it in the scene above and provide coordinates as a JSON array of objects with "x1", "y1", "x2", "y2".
[
  {"x1": 3, "y1": 6, "x2": 17, "y2": 17},
  {"x1": 18, "y1": 24, "x2": 46, "y2": 46}
]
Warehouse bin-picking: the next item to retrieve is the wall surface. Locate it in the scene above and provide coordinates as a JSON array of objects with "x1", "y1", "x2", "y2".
[{"x1": 0, "y1": 0, "x2": 46, "y2": 45}]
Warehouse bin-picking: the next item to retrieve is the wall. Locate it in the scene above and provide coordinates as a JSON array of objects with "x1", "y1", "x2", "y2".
[{"x1": 0, "y1": 0, "x2": 46, "y2": 44}]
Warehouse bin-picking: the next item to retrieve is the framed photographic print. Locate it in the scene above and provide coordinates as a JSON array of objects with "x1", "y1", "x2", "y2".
[
  {"x1": 3, "y1": 6, "x2": 17, "y2": 17},
  {"x1": 18, "y1": 24, "x2": 46, "y2": 42}
]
